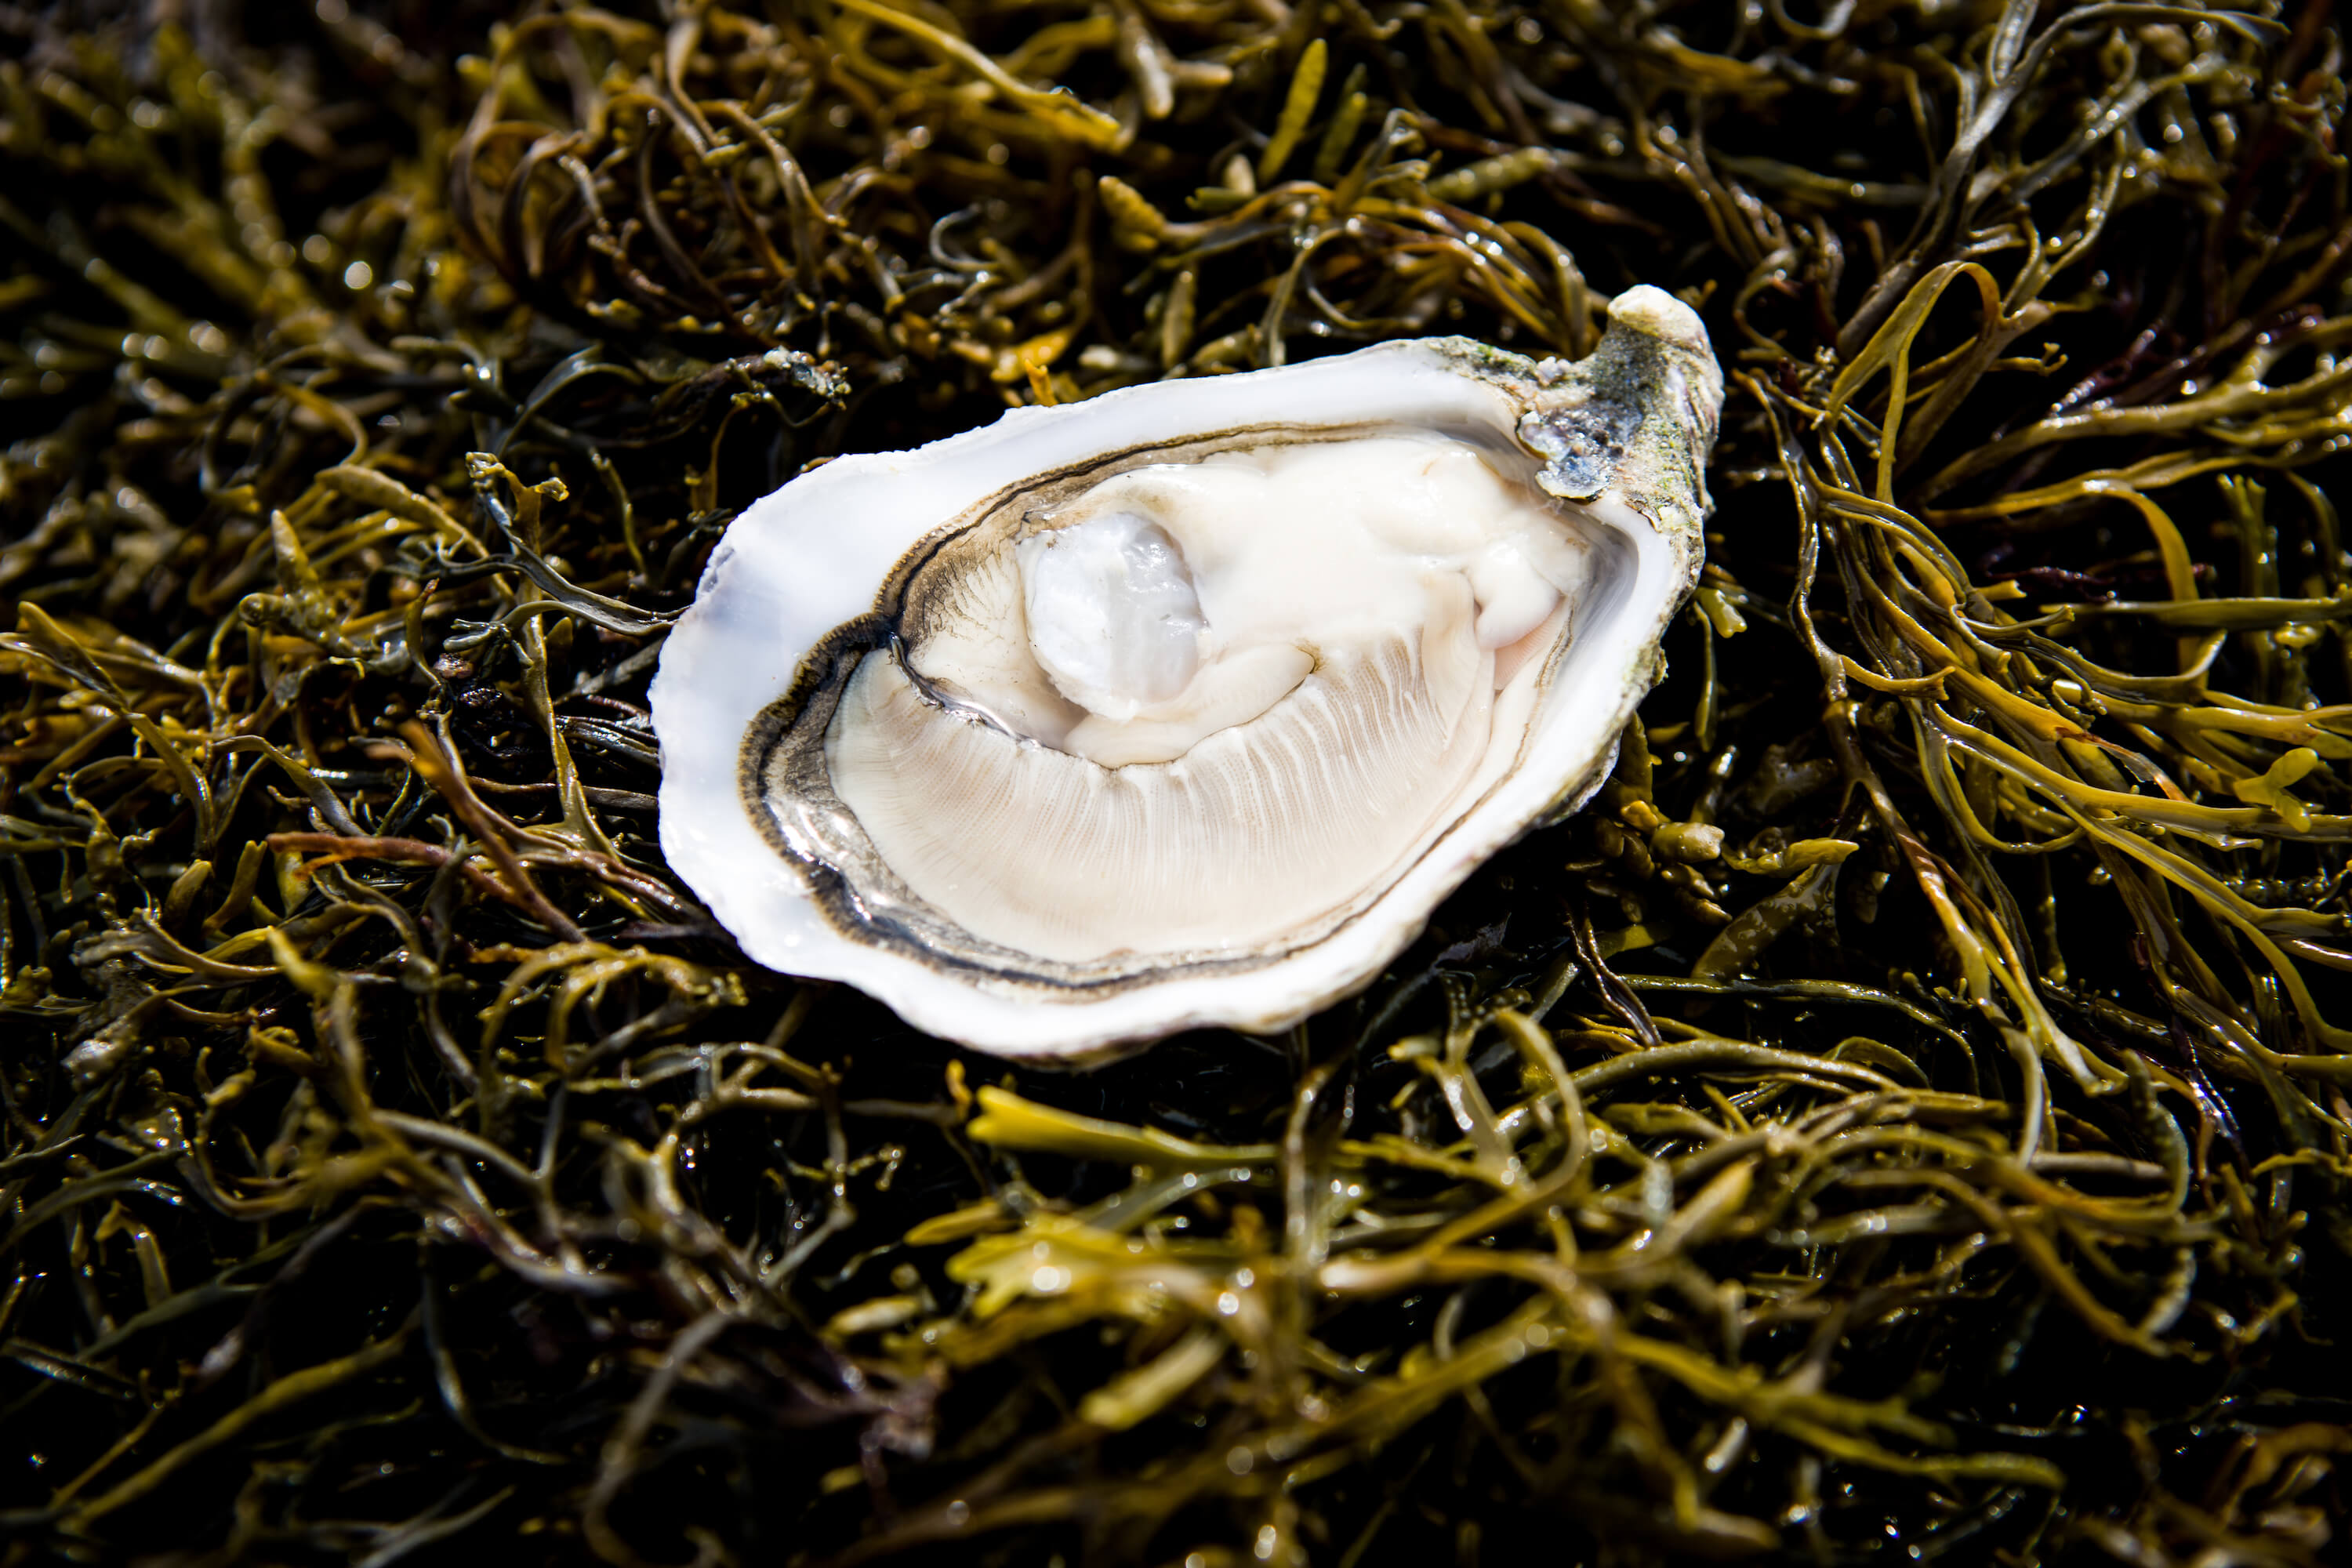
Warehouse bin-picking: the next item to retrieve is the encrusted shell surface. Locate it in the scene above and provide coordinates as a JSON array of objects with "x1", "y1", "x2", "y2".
[{"x1": 652, "y1": 286, "x2": 1722, "y2": 1058}]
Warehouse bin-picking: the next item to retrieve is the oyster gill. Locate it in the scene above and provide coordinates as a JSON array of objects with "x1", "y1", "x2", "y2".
[{"x1": 652, "y1": 287, "x2": 1722, "y2": 1058}]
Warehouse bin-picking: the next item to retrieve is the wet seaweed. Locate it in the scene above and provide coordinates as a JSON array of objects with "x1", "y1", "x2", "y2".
[{"x1": 2, "y1": 2, "x2": 2349, "y2": 1564}]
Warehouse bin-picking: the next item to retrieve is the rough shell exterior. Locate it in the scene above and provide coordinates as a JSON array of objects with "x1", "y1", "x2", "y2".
[{"x1": 652, "y1": 286, "x2": 1723, "y2": 1059}]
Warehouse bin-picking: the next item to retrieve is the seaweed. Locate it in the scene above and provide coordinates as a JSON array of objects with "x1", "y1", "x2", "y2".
[{"x1": 2, "y1": 2, "x2": 2349, "y2": 1565}]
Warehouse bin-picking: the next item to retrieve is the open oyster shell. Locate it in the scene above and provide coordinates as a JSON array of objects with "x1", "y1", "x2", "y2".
[{"x1": 652, "y1": 287, "x2": 1722, "y2": 1059}]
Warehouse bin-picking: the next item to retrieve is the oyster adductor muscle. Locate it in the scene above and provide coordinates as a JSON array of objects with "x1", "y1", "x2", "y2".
[{"x1": 652, "y1": 286, "x2": 1723, "y2": 1058}]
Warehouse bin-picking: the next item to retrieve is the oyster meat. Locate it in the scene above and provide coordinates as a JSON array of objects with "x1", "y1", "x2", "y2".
[{"x1": 652, "y1": 287, "x2": 1722, "y2": 1058}]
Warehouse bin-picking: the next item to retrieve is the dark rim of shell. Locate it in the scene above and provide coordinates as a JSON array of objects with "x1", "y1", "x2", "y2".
[{"x1": 735, "y1": 416, "x2": 1632, "y2": 993}]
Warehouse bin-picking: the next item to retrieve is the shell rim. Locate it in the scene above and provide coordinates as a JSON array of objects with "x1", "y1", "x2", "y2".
[{"x1": 651, "y1": 324, "x2": 1709, "y2": 1059}]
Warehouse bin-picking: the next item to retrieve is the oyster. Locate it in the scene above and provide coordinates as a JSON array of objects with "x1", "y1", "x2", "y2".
[{"x1": 652, "y1": 287, "x2": 1722, "y2": 1058}]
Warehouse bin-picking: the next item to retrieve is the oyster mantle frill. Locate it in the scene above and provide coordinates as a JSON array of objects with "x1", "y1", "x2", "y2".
[{"x1": 652, "y1": 288, "x2": 1722, "y2": 1058}]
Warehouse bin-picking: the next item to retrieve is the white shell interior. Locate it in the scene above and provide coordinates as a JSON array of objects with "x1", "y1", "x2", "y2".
[
  {"x1": 829, "y1": 434, "x2": 1590, "y2": 962},
  {"x1": 653, "y1": 315, "x2": 1707, "y2": 1058}
]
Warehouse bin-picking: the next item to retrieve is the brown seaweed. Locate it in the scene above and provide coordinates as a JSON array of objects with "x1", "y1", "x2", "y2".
[{"x1": 2, "y1": 2, "x2": 2349, "y2": 1565}]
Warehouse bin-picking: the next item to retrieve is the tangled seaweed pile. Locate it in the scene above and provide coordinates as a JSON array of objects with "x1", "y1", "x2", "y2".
[{"x1": 4, "y1": 1, "x2": 2351, "y2": 1563}]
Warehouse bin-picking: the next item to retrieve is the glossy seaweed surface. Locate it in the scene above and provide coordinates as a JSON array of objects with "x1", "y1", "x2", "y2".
[{"x1": 2, "y1": 3, "x2": 2349, "y2": 1565}]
